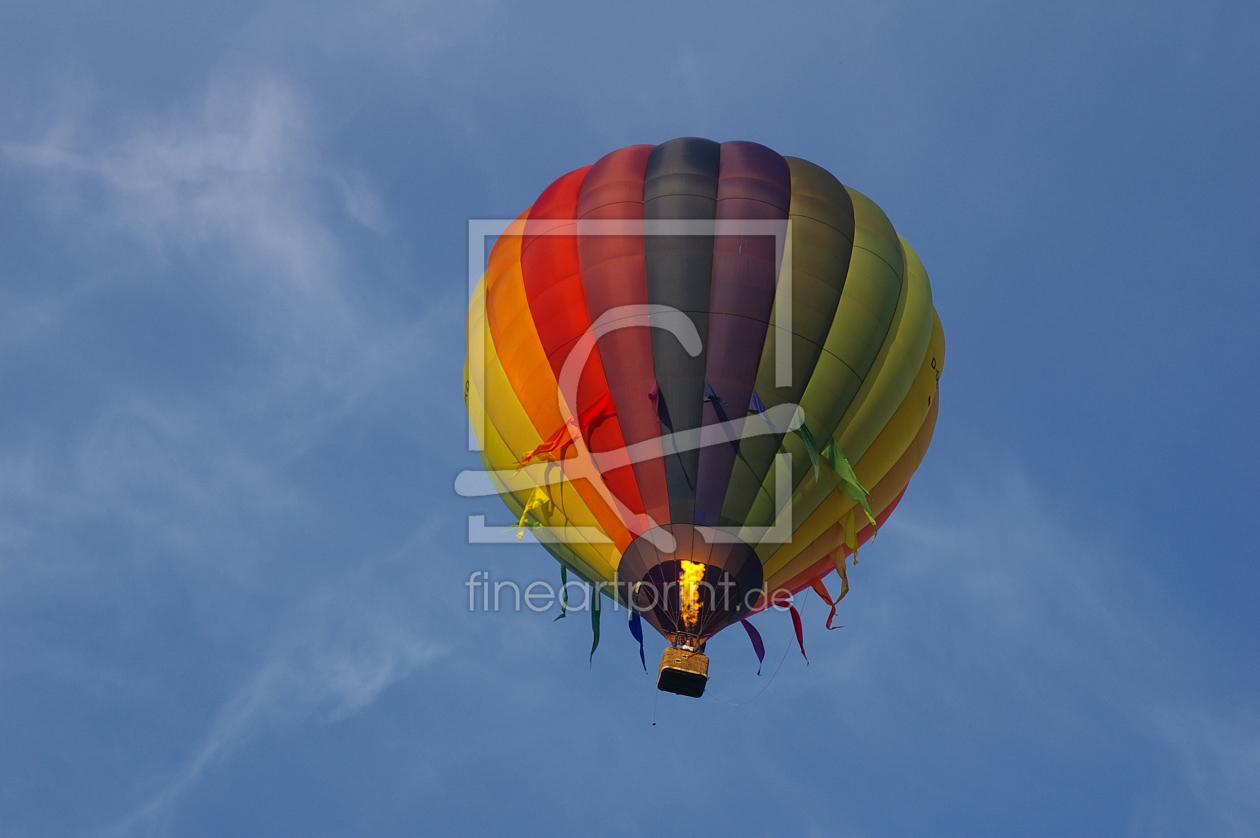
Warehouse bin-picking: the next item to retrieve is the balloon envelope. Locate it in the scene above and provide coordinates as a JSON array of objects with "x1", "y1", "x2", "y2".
[{"x1": 465, "y1": 137, "x2": 944, "y2": 646}]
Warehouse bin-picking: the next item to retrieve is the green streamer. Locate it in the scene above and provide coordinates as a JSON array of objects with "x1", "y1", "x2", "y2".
[
  {"x1": 821, "y1": 439, "x2": 878, "y2": 532},
  {"x1": 554, "y1": 563, "x2": 569, "y2": 621},
  {"x1": 799, "y1": 423, "x2": 821, "y2": 481},
  {"x1": 589, "y1": 588, "x2": 601, "y2": 665}
]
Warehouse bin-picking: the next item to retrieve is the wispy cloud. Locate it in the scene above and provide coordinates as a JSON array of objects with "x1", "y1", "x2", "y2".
[
  {"x1": 1145, "y1": 707, "x2": 1260, "y2": 836},
  {"x1": 844, "y1": 462, "x2": 1260, "y2": 835},
  {"x1": 11, "y1": 83, "x2": 336, "y2": 327},
  {"x1": 98, "y1": 581, "x2": 444, "y2": 838},
  {"x1": 1, "y1": 76, "x2": 446, "y2": 549},
  {"x1": 1, "y1": 77, "x2": 454, "y2": 833}
]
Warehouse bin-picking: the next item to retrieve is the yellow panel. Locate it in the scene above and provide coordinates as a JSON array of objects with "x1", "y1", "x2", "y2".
[
  {"x1": 833, "y1": 236, "x2": 935, "y2": 468},
  {"x1": 467, "y1": 365, "x2": 614, "y2": 586},
  {"x1": 763, "y1": 393, "x2": 940, "y2": 592},
  {"x1": 749, "y1": 237, "x2": 936, "y2": 558},
  {"x1": 466, "y1": 278, "x2": 621, "y2": 581},
  {"x1": 760, "y1": 308, "x2": 945, "y2": 577}
]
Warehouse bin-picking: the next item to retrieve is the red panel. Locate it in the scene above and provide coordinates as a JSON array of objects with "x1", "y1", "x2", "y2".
[
  {"x1": 575, "y1": 145, "x2": 673, "y2": 530},
  {"x1": 520, "y1": 166, "x2": 647, "y2": 525}
]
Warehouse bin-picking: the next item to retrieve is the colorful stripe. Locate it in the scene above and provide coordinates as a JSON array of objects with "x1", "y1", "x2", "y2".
[{"x1": 465, "y1": 138, "x2": 945, "y2": 638}]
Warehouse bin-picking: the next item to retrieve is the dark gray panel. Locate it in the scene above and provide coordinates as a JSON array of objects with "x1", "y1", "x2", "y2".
[{"x1": 643, "y1": 137, "x2": 720, "y2": 524}]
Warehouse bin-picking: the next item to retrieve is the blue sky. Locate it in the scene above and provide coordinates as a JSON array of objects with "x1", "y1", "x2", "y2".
[{"x1": 1, "y1": 1, "x2": 1257, "y2": 836}]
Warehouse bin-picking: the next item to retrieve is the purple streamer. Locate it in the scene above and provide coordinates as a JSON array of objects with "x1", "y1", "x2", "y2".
[{"x1": 741, "y1": 619, "x2": 765, "y2": 675}]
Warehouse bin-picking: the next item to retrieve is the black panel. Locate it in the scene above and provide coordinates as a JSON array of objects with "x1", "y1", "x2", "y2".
[{"x1": 643, "y1": 137, "x2": 720, "y2": 524}]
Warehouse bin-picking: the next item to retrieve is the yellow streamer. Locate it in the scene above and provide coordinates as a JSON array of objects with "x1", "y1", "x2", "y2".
[
  {"x1": 829, "y1": 551, "x2": 850, "y2": 602},
  {"x1": 843, "y1": 509, "x2": 858, "y2": 564},
  {"x1": 516, "y1": 487, "x2": 551, "y2": 541}
]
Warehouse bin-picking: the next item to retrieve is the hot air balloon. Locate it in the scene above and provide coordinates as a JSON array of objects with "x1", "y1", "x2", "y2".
[{"x1": 464, "y1": 138, "x2": 944, "y2": 697}]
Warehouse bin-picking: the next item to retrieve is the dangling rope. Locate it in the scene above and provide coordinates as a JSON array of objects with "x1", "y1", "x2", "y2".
[{"x1": 705, "y1": 592, "x2": 812, "y2": 707}]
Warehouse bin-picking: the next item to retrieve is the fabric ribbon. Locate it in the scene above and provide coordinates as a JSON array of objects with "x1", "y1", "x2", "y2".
[
  {"x1": 628, "y1": 611, "x2": 645, "y2": 672},
  {"x1": 517, "y1": 426, "x2": 571, "y2": 468},
  {"x1": 578, "y1": 391, "x2": 616, "y2": 441},
  {"x1": 740, "y1": 619, "x2": 765, "y2": 675},
  {"x1": 809, "y1": 578, "x2": 843, "y2": 631},
  {"x1": 554, "y1": 563, "x2": 568, "y2": 621},
  {"x1": 518, "y1": 392, "x2": 616, "y2": 467},
  {"x1": 515, "y1": 487, "x2": 550, "y2": 540},
  {"x1": 798, "y1": 418, "x2": 877, "y2": 537},
  {"x1": 843, "y1": 509, "x2": 859, "y2": 564},
  {"x1": 793, "y1": 410, "x2": 876, "y2": 535},
  {"x1": 830, "y1": 550, "x2": 851, "y2": 602},
  {"x1": 799, "y1": 422, "x2": 822, "y2": 480},
  {"x1": 703, "y1": 381, "x2": 726, "y2": 404},
  {"x1": 788, "y1": 603, "x2": 808, "y2": 664},
  {"x1": 821, "y1": 438, "x2": 877, "y2": 530},
  {"x1": 748, "y1": 390, "x2": 780, "y2": 431},
  {"x1": 589, "y1": 590, "x2": 601, "y2": 665}
]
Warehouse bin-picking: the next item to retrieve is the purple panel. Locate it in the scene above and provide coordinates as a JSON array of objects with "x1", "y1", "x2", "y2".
[{"x1": 693, "y1": 142, "x2": 791, "y2": 526}]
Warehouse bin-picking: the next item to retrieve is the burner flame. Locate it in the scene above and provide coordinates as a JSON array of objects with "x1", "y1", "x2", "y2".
[{"x1": 679, "y1": 560, "x2": 706, "y2": 631}]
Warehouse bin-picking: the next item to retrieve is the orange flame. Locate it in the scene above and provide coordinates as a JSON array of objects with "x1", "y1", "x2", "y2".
[{"x1": 679, "y1": 560, "x2": 706, "y2": 631}]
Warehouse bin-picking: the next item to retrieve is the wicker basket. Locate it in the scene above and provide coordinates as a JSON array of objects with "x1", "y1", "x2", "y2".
[{"x1": 657, "y1": 648, "x2": 709, "y2": 698}]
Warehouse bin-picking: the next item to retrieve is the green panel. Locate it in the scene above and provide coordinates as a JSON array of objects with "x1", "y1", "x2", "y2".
[
  {"x1": 847, "y1": 186, "x2": 903, "y2": 280},
  {"x1": 716, "y1": 158, "x2": 854, "y2": 528},
  {"x1": 824, "y1": 248, "x2": 901, "y2": 372},
  {"x1": 835, "y1": 237, "x2": 934, "y2": 462},
  {"x1": 737, "y1": 186, "x2": 906, "y2": 543},
  {"x1": 745, "y1": 233, "x2": 935, "y2": 559}
]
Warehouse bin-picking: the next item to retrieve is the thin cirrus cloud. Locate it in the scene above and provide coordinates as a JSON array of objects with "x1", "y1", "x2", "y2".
[
  {"x1": 8, "y1": 82, "x2": 358, "y2": 339},
  {"x1": 2, "y1": 78, "x2": 449, "y2": 835},
  {"x1": 97, "y1": 579, "x2": 445, "y2": 838},
  {"x1": 835, "y1": 463, "x2": 1260, "y2": 835},
  {"x1": 1, "y1": 2, "x2": 1257, "y2": 835},
  {"x1": 1, "y1": 78, "x2": 442, "y2": 569}
]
